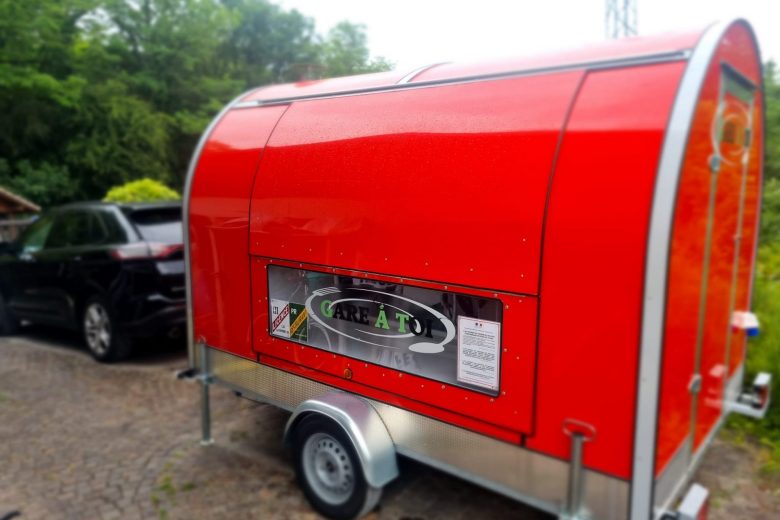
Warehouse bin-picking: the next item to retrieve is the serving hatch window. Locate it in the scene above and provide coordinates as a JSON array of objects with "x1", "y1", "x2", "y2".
[{"x1": 267, "y1": 265, "x2": 504, "y2": 396}]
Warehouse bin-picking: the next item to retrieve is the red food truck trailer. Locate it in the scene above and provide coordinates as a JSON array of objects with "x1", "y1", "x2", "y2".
[{"x1": 183, "y1": 19, "x2": 771, "y2": 520}]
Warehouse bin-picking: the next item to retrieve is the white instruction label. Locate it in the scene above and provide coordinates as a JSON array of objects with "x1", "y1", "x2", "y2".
[
  {"x1": 457, "y1": 317, "x2": 501, "y2": 391},
  {"x1": 270, "y1": 298, "x2": 290, "y2": 338}
]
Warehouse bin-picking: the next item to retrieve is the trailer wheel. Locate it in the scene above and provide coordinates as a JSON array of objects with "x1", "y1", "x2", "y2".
[{"x1": 292, "y1": 414, "x2": 382, "y2": 519}]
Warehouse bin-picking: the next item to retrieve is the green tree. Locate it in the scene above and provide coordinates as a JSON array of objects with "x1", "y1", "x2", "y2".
[
  {"x1": 0, "y1": 0, "x2": 389, "y2": 208},
  {"x1": 320, "y1": 21, "x2": 393, "y2": 77},
  {"x1": 765, "y1": 61, "x2": 780, "y2": 182}
]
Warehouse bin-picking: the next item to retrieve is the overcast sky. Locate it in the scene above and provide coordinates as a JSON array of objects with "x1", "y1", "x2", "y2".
[{"x1": 278, "y1": 0, "x2": 780, "y2": 74}]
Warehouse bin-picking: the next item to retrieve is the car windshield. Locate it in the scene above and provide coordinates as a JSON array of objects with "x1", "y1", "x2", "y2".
[{"x1": 128, "y1": 207, "x2": 182, "y2": 244}]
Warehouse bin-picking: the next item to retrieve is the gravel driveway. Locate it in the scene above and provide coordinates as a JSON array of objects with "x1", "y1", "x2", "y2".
[{"x1": 0, "y1": 328, "x2": 777, "y2": 519}]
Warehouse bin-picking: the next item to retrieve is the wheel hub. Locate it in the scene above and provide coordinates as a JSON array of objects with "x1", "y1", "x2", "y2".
[
  {"x1": 303, "y1": 432, "x2": 355, "y2": 505},
  {"x1": 84, "y1": 303, "x2": 111, "y2": 355}
]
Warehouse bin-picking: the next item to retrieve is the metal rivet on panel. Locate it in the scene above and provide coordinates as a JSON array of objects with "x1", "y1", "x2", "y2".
[
  {"x1": 398, "y1": 373, "x2": 403, "y2": 378},
  {"x1": 444, "y1": 285, "x2": 448, "y2": 290},
  {"x1": 493, "y1": 293, "x2": 498, "y2": 297},
  {"x1": 441, "y1": 385, "x2": 446, "y2": 389},
  {"x1": 424, "y1": 261, "x2": 429, "y2": 266},
  {"x1": 339, "y1": 252, "x2": 343, "y2": 256},
  {"x1": 469, "y1": 267, "x2": 474, "y2": 272},
  {"x1": 502, "y1": 391, "x2": 506, "y2": 396},
  {"x1": 503, "y1": 348, "x2": 508, "y2": 353},
  {"x1": 505, "y1": 305, "x2": 510, "y2": 310},
  {"x1": 490, "y1": 398, "x2": 495, "y2": 403},
  {"x1": 384, "y1": 257, "x2": 388, "y2": 261}
]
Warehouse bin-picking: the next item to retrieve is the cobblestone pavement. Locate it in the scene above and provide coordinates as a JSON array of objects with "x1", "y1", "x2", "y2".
[{"x1": 1, "y1": 329, "x2": 777, "y2": 520}]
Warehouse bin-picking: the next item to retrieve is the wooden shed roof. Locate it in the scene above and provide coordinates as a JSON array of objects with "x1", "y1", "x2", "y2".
[{"x1": 0, "y1": 186, "x2": 41, "y2": 214}]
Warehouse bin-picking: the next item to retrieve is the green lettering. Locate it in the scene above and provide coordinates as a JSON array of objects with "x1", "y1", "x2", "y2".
[
  {"x1": 396, "y1": 312, "x2": 409, "y2": 333},
  {"x1": 320, "y1": 300, "x2": 334, "y2": 318},
  {"x1": 374, "y1": 305, "x2": 390, "y2": 329}
]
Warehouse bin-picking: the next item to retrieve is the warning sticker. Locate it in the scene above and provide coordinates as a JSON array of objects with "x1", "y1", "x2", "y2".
[
  {"x1": 270, "y1": 299, "x2": 290, "y2": 337},
  {"x1": 289, "y1": 303, "x2": 308, "y2": 342},
  {"x1": 456, "y1": 317, "x2": 500, "y2": 391}
]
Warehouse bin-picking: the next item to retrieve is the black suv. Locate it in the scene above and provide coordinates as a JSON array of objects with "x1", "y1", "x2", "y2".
[{"x1": 0, "y1": 201, "x2": 185, "y2": 361}]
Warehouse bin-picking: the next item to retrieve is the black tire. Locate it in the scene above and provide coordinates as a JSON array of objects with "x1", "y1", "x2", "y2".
[
  {"x1": 292, "y1": 414, "x2": 382, "y2": 520},
  {"x1": 0, "y1": 292, "x2": 19, "y2": 335},
  {"x1": 82, "y1": 295, "x2": 132, "y2": 362}
]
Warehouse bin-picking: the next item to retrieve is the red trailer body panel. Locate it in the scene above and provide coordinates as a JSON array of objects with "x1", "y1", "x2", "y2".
[
  {"x1": 185, "y1": 19, "x2": 766, "y2": 520},
  {"x1": 189, "y1": 106, "x2": 288, "y2": 359},
  {"x1": 248, "y1": 71, "x2": 584, "y2": 295},
  {"x1": 528, "y1": 62, "x2": 686, "y2": 479},
  {"x1": 655, "y1": 22, "x2": 763, "y2": 475},
  {"x1": 250, "y1": 257, "x2": 536, "y2": 440}
]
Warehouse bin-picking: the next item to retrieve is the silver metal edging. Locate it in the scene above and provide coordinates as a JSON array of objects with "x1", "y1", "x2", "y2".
[
  {"x1": 182, "y1": 88, "x2": 262, "y2": 369},
  {"x1": 231, "y1": 49, "x2": 691, "y2": 109},
  {"x1": 656, "y1": 364, "x2": 745, "y2": 516},
  {"x1": 207, "y1": 347, "x2": 629, "y2": 519},
  {"x1": 396, "y1": 62, "x2": 449, "y2": 84},
  {"x1": 393, "y1": 445, "x2": 560, "y2": 517},
  {"x1": 630, "y1": 19, "x2": 741, "y2": 520}
]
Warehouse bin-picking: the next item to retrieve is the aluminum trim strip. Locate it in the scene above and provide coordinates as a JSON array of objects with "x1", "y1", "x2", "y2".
[
  {"x1": 208, "y1": 347, "x2": 629, "y2": 519},
  {"x1": 396, "y1": 62, "x2": 449, "y2": 84},
  {"x1": 232, "y1": 50, "x2": 691, "y2": 108},
  {"x1": 631, "y1": 20, "x2": 736, "y2": 520}
]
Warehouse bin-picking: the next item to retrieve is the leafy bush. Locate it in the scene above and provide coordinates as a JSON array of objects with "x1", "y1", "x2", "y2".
[{"x1": 103, "y1": 178, "x2": 180, "y2": 203}]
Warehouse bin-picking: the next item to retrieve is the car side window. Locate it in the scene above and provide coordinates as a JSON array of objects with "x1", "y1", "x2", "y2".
[
  {"x1": 45, "y1": 211, "x2": 93, "y2": 249},
  {"x1": 97, "y1": 210, "x2": 129, "y2": 244},
  {"x1": 18, "y1": 215, "x2": 54, "y2": 253},
  {"x1": 86, "y1": 211, "x2": 110, "y2": 245}
]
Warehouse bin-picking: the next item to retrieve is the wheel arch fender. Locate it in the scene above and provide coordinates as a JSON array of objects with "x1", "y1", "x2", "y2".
[{"x1": 284, "y1": 391, "x2": 399, "y2": 488}]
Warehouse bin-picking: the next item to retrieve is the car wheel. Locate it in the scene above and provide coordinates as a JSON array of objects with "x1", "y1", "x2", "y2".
[
  {"x1": 293, "y1": 414, "x2": 382, "y2": 520},
  {"x1": 0, "y1": 292, "x2": 19, "y2": 335},
  {"x1": 82, "y1": 296, "x2": 131, "y2": 362}
]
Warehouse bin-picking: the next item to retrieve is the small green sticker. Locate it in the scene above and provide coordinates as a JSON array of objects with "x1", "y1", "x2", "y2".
[{"x1": 289, "y1": 303, "x2": 308, "y2": 342}]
